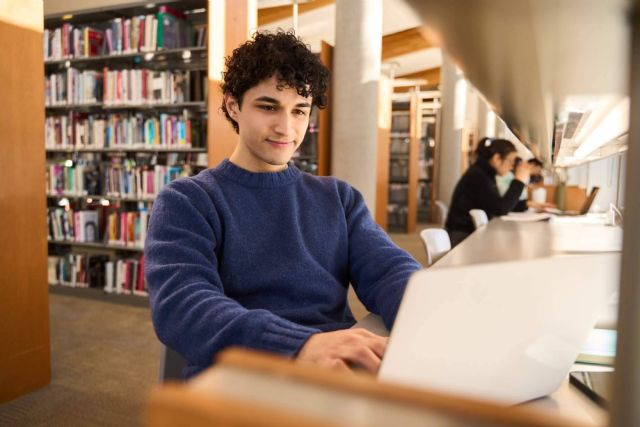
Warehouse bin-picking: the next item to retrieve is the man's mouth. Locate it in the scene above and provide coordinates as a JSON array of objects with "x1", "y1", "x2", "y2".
[{"x1": 266, "y1": 138, "x2": 293, "y2": 146}]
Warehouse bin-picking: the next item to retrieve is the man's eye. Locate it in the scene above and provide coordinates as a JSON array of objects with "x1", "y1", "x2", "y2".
[
  {"x1": 293, "y1": 109, "x2": 308, "y2": 116},
  {"x1": 259, "y1": 105, "x2": 276, "y2": 111}
]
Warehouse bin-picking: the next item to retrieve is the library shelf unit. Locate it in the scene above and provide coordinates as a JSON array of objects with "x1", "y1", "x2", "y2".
[
  {"x1": 387, "y1": 89, "x2": 441, "y2": 232},
  {"x1": 44, "y1": 0, "x2": 208, "y2": 304}
]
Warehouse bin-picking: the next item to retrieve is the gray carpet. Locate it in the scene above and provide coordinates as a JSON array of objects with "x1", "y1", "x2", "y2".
[
  {"x1": 0, "y1": 295, "x2": 160, "y2": 427},
  {"x1": 0, "y1": 226, "x2": 429, "y2": 426}
]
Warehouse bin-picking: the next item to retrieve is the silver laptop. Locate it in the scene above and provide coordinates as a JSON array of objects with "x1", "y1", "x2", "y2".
[{"x1": 379, "y1": 253, "x2": 619, "y2": 405}]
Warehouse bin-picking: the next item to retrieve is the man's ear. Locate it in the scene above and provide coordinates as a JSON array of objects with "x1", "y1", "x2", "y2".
[{"x1": 224, "y1": 95, "x2": 240, "y2": 119}]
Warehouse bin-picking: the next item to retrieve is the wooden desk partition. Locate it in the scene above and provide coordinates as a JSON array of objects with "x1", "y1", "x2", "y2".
[
  {"x1": 0, "y1": 2, "x2": 50, "y2": 403},
  {"x1": 543, "y1": 185, "x2": 588, "y2": 212},
  {"x1": 145, "y1": 349, "x2": 588, "y2": 427}
]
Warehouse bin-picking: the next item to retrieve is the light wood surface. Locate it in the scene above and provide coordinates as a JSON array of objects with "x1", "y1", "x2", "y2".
[
  {"x1": 395, "y1": 67, "x2": 441, "y2": 92},
  {"x1": 207, "y1": 0, "x2": 255, "y2": 167},
  {"x1": 146, "y1": 349, "x2": 589, "y2": 427},
  {"x1": 0, "y1": 11, "x2": 50, "y2": 402},
  {"x1": 382, "y1": 27, "x2": 436, "y2": 61},
  {"x1": 543, "y1": 185, "x2": 588, "y2": 212},
  {"x1": 375, "y1": 75, "x2": 392, "y2": 227},
  {"x1": 406, "y1": 90, "x2": 421, "y2": 232},
  {"x1": 257, "y1": 0, "x2": 334, "y2": 26}
]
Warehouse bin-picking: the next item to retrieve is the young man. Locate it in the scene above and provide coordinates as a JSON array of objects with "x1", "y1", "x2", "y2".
[{"x1": 145, "y1": 31, "x2": 421, "y2": 379}]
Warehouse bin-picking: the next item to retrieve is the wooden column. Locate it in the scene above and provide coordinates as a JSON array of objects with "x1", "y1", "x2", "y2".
[
  {"x1": 207, "y1": 0, "x2": 257, "y2": 167},
  {"x1": 406, "y1": 90, "x2": 420, "y2": 232},
  {"x1": 317, "y1": 41, "x2": 333, "y2": 176},
  {"x1": 0, "y1": 1, "x2": 50, "y2": 403},
  {"x1": 375, "y1": 75, "x2": 392, "y2": 228}
]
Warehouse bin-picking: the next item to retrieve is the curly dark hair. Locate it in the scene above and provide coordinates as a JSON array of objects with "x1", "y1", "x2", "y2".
[{"x1": 221, "y1": 30, "x2": 330, "y2": 133}]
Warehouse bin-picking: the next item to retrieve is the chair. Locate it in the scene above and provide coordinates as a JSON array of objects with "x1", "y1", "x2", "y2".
[
  {"x1": 469, "y1": 209, "x2": 489, "y2": 229},
  {"x1": 159, "y1": 345, "x2": 188, "y2": 382},
  {"x1": 434, "y1": 200, "x2": 448, "y2": 227},
  {"x1": 419, "y1": 228, "x2": 452, "y2": 266}
]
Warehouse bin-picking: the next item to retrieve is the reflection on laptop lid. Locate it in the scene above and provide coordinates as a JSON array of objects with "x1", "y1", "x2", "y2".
[{"x1": 379, "y1": 253, "x2": 619, "y2": 405}]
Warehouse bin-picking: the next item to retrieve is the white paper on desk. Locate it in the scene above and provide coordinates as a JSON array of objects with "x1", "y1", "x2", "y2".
[
  {"x1": 500, "y1": 212, "x2": 553, "y2": 222},
  {"x1": 551, "y1": 223, "x2": 623, "y2": 252}
]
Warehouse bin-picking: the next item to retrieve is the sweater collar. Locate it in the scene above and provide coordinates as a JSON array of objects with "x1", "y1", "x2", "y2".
[
  {"x1": 475, "y1": 157, "x2": 497, "y2": 178},
  {"x1": 213, "y1": 159, "x2": 302, "y2": 188}
]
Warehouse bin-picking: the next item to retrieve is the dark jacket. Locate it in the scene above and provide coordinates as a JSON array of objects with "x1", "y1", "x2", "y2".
[{"x1": 445, "y1": 157, "x2": 526, "y2": 235}]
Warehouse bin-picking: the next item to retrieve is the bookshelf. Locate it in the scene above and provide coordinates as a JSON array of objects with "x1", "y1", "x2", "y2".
[
  {"x1": 386, "y1": 89, "x2": 441, "y2": 232},
  {"x1": 44, "y1": 0, "x2": 209, "y2": 302}
]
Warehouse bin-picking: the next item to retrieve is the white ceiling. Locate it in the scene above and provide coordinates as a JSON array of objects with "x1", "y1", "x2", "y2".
[{"x1": 258, "y1": 0, "x2": 442, "y2": 76}]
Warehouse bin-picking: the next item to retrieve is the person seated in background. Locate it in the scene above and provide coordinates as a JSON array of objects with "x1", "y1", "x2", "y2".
[
  {"x1": 496, "y1": 156, "x2": 553, "y2": 212},
  {"x1": 496, "y1": 156, "x2": 528, "y2": 209},
  {"x1": 527, "y1": 158, "x2": 544, "y2": 185},
  {"x1": 144, "y1": 30, "x2": 421, "y2": 379},
  {"x1": 445, "y1": 137, "x2": 531, "y2": 247}
]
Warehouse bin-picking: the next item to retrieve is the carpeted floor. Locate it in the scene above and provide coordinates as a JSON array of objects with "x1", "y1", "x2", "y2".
[
  {"x1": 0, "y1": 295, "x2": 160, "y2": 427},
  {"x1": 0, "y1": 226, "x2": 430, "y2": 426}
]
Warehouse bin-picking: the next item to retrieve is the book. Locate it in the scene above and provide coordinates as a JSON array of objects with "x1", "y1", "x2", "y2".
[
  {"x1": 156, "y1": 5, "x2": 187, "y2": 50},
  {"x1": 576, "y1": 329, "x2": 616, "y2": 366}
]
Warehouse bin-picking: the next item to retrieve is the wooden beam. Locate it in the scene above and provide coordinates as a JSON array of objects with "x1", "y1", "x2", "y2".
[
  {"x1": 394, "y1": 67, "x2": 441, "y2": 92},
  {"x1": 258, "y1": 0, "x2": 334, "y2": 27},
  {"x1": 382, "y1": 27, "x2": 436, "y2": 61}
]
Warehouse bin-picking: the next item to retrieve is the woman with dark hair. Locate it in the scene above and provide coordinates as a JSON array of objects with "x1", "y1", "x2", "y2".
[{"x1": 445, "y1": 137, "x2": 531, "y2": 247}]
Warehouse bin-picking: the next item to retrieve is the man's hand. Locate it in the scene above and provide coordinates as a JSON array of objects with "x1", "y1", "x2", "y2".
[{"x1": 297, "y1": 328, "x2": 388, "y2": 374}]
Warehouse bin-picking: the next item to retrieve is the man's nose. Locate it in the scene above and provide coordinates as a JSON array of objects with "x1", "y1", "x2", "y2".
[{"x1": 273, "y1": 112, "x2": 292, "y2": 136}]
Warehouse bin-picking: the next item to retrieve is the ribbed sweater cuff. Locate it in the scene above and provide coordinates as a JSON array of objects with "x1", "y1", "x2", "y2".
[{"x1": 261, "y1": 317, "x2": 321, "y2": 357}]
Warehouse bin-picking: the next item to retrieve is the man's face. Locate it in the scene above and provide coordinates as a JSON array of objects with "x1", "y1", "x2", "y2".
[{"x1": 226, "y1": 75, "x2": 312, "y2": 172}]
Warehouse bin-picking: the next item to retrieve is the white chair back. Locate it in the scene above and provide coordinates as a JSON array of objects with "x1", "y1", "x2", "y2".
[
  {"x1": 419, "y1": 228, "x2": 452, "y2": 266},
  {"x1": 434, "y1": 200, "x2": 448, "y2": 227},
  {"x1": 469, "y1": 209, "x2": 489, "y2": 229}
]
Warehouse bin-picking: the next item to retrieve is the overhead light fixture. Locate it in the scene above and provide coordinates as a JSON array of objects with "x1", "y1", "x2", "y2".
[
  {"x1": 573, "y1": 96, "x2": 629, "y2": 159},
  {"x1": 62, "y1": 14, "x2": 73, "y2": 20},
  {"x1": 453, "y1": 77, "x2": 468, "y2": 130},
  {"x1": 392, "y1": 78, "x2": 427, "y2": 88},
  {"x1": 485, "y1": 110, "x2": 496, "y2": 138}
]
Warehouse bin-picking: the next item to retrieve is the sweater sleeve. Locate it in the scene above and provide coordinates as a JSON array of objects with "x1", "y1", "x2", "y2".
[
  {"x1": 479, "y1": 178, "x2": 526, "y2": 217},
  {"x1": 145, "y1": 180, "x2": 320, "y2": 369},
  {"x1": 341, "y1": 185, "x2": 422, "y2": 331}
]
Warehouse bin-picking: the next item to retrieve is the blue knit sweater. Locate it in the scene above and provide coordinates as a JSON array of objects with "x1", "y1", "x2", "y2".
[{"x1": 145, "y1": 159, "x2": 421, "y2": 378}]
